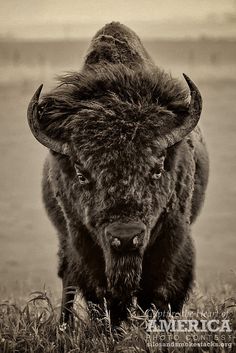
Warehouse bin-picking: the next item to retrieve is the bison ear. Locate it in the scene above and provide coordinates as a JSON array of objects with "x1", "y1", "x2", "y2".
[
  {"x1": 161, "y1": 74, "x2": 202, "y2": 148},
  {"x1": 27, "y1": 85, "x2": 71, "y2": 155}
]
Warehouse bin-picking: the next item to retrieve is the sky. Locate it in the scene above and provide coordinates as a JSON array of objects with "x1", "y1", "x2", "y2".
[{"x1": 0, "y1": 0, "x2": 235, "y2": 39}]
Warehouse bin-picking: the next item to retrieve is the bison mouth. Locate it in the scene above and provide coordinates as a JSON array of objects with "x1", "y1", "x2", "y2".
[{"x1": 105, "y1": 251, "x2": 143, "y2": 300}]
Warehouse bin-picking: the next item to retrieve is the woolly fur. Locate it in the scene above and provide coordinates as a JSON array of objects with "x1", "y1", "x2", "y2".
[{"x1": 34, "y1": 22, "x2": 209, "y2": 324}]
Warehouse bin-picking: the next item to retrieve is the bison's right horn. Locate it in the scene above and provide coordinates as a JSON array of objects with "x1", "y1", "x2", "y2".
[{"x1": 27, "y1": 85, "x2": 70, "y2": 155}]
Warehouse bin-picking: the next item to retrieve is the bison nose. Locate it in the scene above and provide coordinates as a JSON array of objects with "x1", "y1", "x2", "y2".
[{"x1": 105, "y1": 222, "x2": 146, "y2": 252}]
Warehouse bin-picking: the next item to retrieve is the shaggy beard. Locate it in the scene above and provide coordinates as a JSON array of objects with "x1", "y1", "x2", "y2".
[{"x1": 105, "y1": 252, "x2": 143, "y2": 300}]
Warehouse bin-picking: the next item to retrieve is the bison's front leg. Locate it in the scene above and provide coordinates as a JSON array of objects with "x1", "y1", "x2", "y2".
[
  {"x1": 137, "y1": 289, "x2": 186, "y2": 319},
  {"x1": 60, "y1": 276, "x2": 77, "y2": 325},
  {"x1": 109, "y1": 299, "x2": 131, "y2": 326},
  {"x1": 87, "y1": 296, "x2": 130, "y2": 327}
]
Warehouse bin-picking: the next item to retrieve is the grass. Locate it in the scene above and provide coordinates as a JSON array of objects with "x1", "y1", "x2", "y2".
[{"x1": 0, "y1": 282, "x2": 235, "y2": 353}]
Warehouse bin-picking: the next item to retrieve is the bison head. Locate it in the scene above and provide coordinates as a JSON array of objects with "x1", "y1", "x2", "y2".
[{"x1": 28, "y1": 65, "x2": 202, "y2": 299}]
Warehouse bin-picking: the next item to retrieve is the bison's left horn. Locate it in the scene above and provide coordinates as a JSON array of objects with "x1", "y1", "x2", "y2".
[
  {"x1": 163, "y1": 74, "x2": 202, "y2": 147},
  {"x1": 27, "y1": 84, "x2": 70, "y2": 155}
]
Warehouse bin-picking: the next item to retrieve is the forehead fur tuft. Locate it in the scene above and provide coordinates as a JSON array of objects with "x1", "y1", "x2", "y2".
[{"x1": 39, "y1": 64, "x2": 189, "y2": 148}]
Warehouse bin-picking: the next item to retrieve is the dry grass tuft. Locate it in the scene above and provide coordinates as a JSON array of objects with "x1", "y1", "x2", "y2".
[{"x1": 0, "y1": 283, "x2": 235, "y2": 353}]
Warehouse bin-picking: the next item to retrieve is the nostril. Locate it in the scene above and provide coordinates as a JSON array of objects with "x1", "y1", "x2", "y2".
[
  {"x1": 132, "y1": 235, "x2": 139, "y2": 247},
  {"x1": 111, "y1": 237, "x2": 121, "y2": 248}
]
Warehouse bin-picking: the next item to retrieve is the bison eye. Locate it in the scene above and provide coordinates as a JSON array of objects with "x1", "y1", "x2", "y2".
[
  {"x1": 74, "y1": 165, "x2": 90, "y2": 185},
  {"x1": 152, "y1": 171, "x2": 162, "y2": 180},
  {"x1": 77, "y1": 173, "x2": 89, "y2": 185},
  {"x1": 152, "y1": 156, "x2": 165, "y2": 180}
]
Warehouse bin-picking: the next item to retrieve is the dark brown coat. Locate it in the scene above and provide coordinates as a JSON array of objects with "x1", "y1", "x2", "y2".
[{"x1": 27, "y1": 22, "x2": 209, "y2": 325}]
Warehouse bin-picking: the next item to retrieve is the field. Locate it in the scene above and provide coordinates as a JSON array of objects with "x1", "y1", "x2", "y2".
[{"x1": 0, "y1": 38, "x2": 235, "y2": 351}]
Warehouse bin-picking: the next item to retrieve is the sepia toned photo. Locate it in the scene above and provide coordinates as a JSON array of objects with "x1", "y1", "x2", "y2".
[{"x1": 0, "y1": 1, "x2": 235, "y2": 352}]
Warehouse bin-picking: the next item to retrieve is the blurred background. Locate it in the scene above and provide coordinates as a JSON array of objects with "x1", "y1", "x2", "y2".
[{"x1": 0, "y1": 0, "x2": 235, "y2": 297}]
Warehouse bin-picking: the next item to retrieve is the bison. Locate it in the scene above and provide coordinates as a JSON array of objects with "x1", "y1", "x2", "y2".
[{"x1": 27, "y1": 22, "x2": 209, "y2": 325}]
